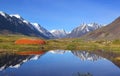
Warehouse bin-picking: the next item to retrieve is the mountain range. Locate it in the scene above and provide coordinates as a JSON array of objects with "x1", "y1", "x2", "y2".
[
  {"x1": 0, "y1": 11, "x2": 119, "y2": 40},
  {"x1": 50, "y1": 29, "x2": 67, "y2": 38},
  {"x1": 82, "y1": 16, "x2": 120, "y2": 40},
  {"x1": 67, "y1": 23, "x2": 103, "y2": 38},
  {"x1": 0, "y1": 11, "x2": 54, "y2": 39}
]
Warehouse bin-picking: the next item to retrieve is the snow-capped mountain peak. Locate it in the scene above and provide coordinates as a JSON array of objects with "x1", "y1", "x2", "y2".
[
  {"x1": 10, "y1": 14, "x2": 24, "y2": 21},
  {"x1": 50, "y1": 30, "x2": 57, "y2": 33},
  {"x1": 0, "y1": 11, "x2": 54, "y2": 39},
  {"x1": 32, "y1": 23, "x2": 54, "y2": 38},
  {"x1": 68, "y1": 23, "x2": 103, "y2": 38},
  {"x1": 32, "y1": 23, "x2": 39, "y2": 26},
  {"x1": 23, "y1": 20, "x2": 29, "y2": 24},
  {"x1": 32, "y1": 23, "x2": 43, "y2": 33},
  {"x1": 50, "y1": 29, "x2": 67, "y2": 38},
  {"x1": 0, "y1": 11, "x2": 7, "y2": 18},
  {"x1": 10, "y1": 14, "x2": 21, "y2": 18},
  {"x1": 81, "y1": 23, "x2": 87, "y2": 30}
]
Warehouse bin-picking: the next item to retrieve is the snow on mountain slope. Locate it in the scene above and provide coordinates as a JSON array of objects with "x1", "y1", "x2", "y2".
[
  {"x1": 32, "y1": 23, "x2": 54, "y2": 38},
  {"x1": 0, "y1": 11, "x2": 7, "y2": 18},
  {"x1": 10, "y1": 14, "x2": 36, "y2": 30},
  {"x1": 10, "y1": 14, "x2": 24, "y2": 21},
  {"x1": 0, "y1": 11, "x2": 54, "y2": 39},
  {"x1": 68, "y1": 23, "x2": 103, "y2": 38},
  {"x1": 23, "y1": 20, "x2": 29, "y2": 24},
  {"x1": 82, "y1": 17, "x2": 120, "y2": 40},
  {"x1": 50, "y1": 29, "x2": 67, "y2": 38},
  {"x1": 49, "y1": 50, "x2": 66, "y2": 54},
  {"x1": 72, "y1": 51, "x2": 102, "y2": 61}
]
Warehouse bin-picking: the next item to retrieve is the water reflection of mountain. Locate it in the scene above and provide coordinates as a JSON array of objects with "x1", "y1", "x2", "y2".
[
  {"x1": 49, "y1": 50, "x2": 103, "y2": 61},
  {"x1": 72, "y1": 50, "x2": 120, "y2": 68},
  {"x1": 0, "y1": 52, "x2": 45, "y2": 71},
  {"x1": 72, "y1": 51, "x2": 102, "y2": 61},
  {"x1": 49, "y1": 50, "x2": 66, "y2": 54},
  {"x1": 0, "y1": 50, "x2": 120, "y2": 71},
  {"x1": 92, "y1": 50, "x2": 120, "y2": 68}
]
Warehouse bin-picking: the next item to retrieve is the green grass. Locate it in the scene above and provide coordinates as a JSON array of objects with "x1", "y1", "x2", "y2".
[
  {"x1": 0, "y1": 34, "x2": 120, "y2": 53},
  {"x1": 0, "y1": 35, "x2": 45, "y2": 52}
]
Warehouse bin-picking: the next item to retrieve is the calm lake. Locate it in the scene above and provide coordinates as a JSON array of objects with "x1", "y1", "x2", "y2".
[{"x1": 0, "y1": 50, "x2": 120, "y2": 76}]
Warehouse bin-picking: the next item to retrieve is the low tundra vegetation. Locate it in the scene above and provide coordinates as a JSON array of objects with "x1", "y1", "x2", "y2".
[{"x1": 0, "y1": 35, "x2": 120, "y2": 53}]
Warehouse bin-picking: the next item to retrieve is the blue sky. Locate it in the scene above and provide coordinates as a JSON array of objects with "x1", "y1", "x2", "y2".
[{"x1": 0, "y1": 0, "x2": 120, "y2": 32}]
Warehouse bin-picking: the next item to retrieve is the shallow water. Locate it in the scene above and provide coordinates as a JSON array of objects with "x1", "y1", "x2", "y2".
[{"x1": 0, "y1": 50, "x2": 120, "y2": 76}]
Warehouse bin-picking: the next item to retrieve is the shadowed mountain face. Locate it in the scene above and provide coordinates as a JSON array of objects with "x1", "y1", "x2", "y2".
[
  {"x1": 82, "y1": 17, "x2": 120, "y2": 40},
  {"x1": 0, "y1": 12, "x2": 54, "y2": 39}
]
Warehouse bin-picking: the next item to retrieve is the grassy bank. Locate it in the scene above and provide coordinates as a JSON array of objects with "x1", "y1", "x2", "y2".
[
  {"x1": 0, "y1": 35, "x2": 43, "y2": 52},
  {"x1": 0, "y1": 35, "x2": 120, "y2": 53},
  {"x1": 45, "y1": 38, "x2": 120, "y2": 53}
]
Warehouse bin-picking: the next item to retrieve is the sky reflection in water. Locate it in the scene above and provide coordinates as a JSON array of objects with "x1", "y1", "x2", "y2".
[{"x1": 0, "y1": 50, "x2": 120, "y2": 76}]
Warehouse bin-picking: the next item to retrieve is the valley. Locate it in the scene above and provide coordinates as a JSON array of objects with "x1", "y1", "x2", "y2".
[
  {"x1": 0, "y1": 34, "x2": 120, "y2": 54},
  {"x1": 0, "y1": 1, "x2": 120, "y2": 76},
  {"x1": 0, "y1": 11, "x2": 120, "y2": 54}
]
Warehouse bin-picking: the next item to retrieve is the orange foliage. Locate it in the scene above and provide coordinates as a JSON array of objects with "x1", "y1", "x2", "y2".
[
  {"x1": 16, "y1": 51, "x2": 45, "y2": 55},
  {"x1": 15, "y1": 38, "x2": 46, "y2": 45}
]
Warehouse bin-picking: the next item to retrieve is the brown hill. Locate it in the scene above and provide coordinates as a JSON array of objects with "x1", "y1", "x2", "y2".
[{"x1": 82, "y1": 17, "x2": 120, "y2": 40}]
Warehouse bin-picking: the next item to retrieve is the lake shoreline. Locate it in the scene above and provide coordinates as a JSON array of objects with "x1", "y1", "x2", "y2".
[{"x1": 0, "y1": 35, "x2": 120, "y2": 53}]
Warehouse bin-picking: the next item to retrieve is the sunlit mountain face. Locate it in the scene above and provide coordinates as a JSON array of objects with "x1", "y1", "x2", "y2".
[
  {"x1": 67, "y1": 23, "x2": 104, "y2": 38},
  {"x1": 50, "y1": 29, "x2": 67, "y2": 38}
]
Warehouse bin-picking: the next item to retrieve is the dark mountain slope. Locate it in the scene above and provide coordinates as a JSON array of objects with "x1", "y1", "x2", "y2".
[{"x1": 0, "y1": 11, "x2": 54, "y2": 39}]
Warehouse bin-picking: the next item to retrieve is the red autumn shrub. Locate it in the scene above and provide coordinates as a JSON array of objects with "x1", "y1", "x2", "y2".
[{"x1": 15, "y1": 38, "x2": 46, "y2": 45}]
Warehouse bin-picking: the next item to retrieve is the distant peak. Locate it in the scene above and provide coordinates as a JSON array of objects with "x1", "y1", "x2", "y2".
[
  {"x1": 10, "y1": 14, "x2": 20, "y2": 18},
  {"x1": 32, "y1": 23, "x2": 40, "y2": 26},
  {"x1": 0, "y1": 11, "x2": 5, "y2": 14},
  {"x1": 50, "y1": 29, "x2": 65, "y2": 33},
  {"x1": 23, "y1": 20, "x2": 29, "y2": 24},
  {"x1": 10, "y1": 14, "x2": 24, "y2": 20},
  {"x1": 0, "y1": 11, "x2": 7, "y2": 17},
  {"x1": 50, "y1": 30, "x2": 57, "y2": 33}
]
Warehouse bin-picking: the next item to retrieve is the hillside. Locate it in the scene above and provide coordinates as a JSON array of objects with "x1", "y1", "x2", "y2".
[
  {"x1": 0, "y1": 11, "x2": 54, "y2": 39},
  {"x1": 82, "y1": 17, "x2": 120, "y2": 40}
]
